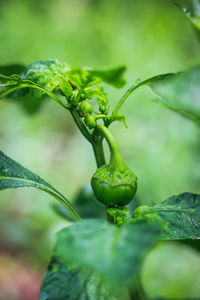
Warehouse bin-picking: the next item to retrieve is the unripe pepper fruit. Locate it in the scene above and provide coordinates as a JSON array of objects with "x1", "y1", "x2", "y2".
[{"x1": 91, "y1": 125, "x2": 137, "y2": 207}]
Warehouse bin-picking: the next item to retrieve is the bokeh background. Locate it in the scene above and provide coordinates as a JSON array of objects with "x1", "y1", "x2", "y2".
[{"x1": 0, "y1": 0, "x2": 200, "y2": 299}]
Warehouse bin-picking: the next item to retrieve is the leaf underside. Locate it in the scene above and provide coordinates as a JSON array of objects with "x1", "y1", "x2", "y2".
[{"x1": 149, "y1": 65, "x2": 200, "y2": 125}]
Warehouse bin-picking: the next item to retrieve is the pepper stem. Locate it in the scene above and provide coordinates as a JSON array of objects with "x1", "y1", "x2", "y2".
[{"x1": 95, "y1": 125, "x2": 127, "y2": 171}]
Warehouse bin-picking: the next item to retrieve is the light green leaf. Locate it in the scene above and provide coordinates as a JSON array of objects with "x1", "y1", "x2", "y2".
[
  {"x1": 91, "y1": 66, "x2": 126, "y2": 88},
  {"x1": 150, "y1": 65, "x2": 200, "y2": 124},
  {"x1": 68, "y1": 66, "x2": 126, "y2": 90},
  {"x1": 132, "y1": 192, "x2": 200, "y2": 240},
  {"x1": 54, "y1": 219, "x2": 161, "y2": 289},
  {"x1": 113, "y1": 65, "x2": 200, "y2": 125},
  {"x1": 0, "y1": 60, "x2": 73, "y2": 113},
  {"x1": 20, "y1": 59, "x2": 72, "y2": 98},
  {"x1": 0, "y1": 151, "x2": 80, "y2": 221},
  {"x1": 39, "y1": 256, "x2": 118, "y2": 300},
  {"x1": 111, "y1": 73, "x2": 174, "y2": 118},
  {"x1": 67, "y1": 68, "x2": 98, "y2": 90}
]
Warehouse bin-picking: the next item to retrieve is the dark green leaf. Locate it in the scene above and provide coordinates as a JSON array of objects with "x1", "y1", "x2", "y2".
[
  {"x1": 11, "y1": 93, "x2": 47, "y2": 114},
  {"x1": 0, "y1": 150, "x2": 80, "y2": 221},
  {"x1": 73, "y1": 184, "x2": 105, "y2": 219},
  {"x1": 150, "y1": 65, "x2": 200, "y2": 124},
  {"x1": 132, "y1": 192, "x2": 200, "y2": 240},
  {"x1": 54, "y1": 219, "x2": 161, "y2": 289},
  {"x1": 39, "y1": 256, "x2": 117, "y2": 300},
  {"x1": 52, "y1": 184, "x2": 105, "y2": 221},
  {"x1": 178, "y1": 239, "x2": 200, "y2": 252},
  {"x1": 0, "y1": 64, "x2": 25, "y2": 76},
  {"x1": 51, "y1": 203, "x2": 75, "y2": 222}
]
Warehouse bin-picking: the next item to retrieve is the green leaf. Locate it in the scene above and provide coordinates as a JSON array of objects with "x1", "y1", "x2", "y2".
[
  {"x1": 54, "y1": 219, "x2": 161, "y2": 289},
  {"x1": 0, "y1": 150, "x2": 80, "y2": 221},
  {"x1": 175, "y1": 0, "x2": 200, "y2": 32},
  {"x1": 0, "y1": 64, "x2": 25, "y2": 76},
  {"x1": 73, "y1": 184, "x2": 105, "y2": 219},
  {"x1": 20, "y1": 59, "x2": 72, "y2": 97},
  {"x1": 132, "y1": 192, "x2": 200, "y2": 240},
  {"x1": 111, "y1": 73, "x2": 174, "y2": 118},
  {"x1": 0, "y1": 60, "x2": 72, "y2": 113},
  {"x1": 178, "y1": 239, "x2": 200, "y2": 252},
  {"x1": 67, "y1": 68, "x2": 98, "y2": 90},
  {"x1": 52, "y1": 184, "x2": 105, "y2": 221},
  {"x1": 150, "y1": 65, "x2": 200, "y2": 124},
  {"x1": 0, "y1": 73, "x2": 68, "y2": 111},
  {"x1": 39, "y1": 256, "x2": 117, "y2": 300},
  {"x1": 91, "y1": 66, "x2": 126, "y2": 88},
  {"x1": 113, "y1": 65, "x2": 200, "y2": 125},
  {"x1": 68, "y1": 66, "x2": 126, "y2": 90}
]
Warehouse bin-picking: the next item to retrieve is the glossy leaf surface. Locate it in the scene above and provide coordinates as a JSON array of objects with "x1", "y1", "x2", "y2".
[
  {"x1": 54, "y1": 219, "x2": 161, "y2": 289},
  {"x1": 132, "y1": 193, "x2": 200, "y2": 240},
  {"x1": 0, "y1": 151, "x2": 80, "y2": 221}
]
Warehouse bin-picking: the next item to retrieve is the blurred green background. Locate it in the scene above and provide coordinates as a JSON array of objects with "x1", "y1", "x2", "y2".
[{"x1": 0, "y1": 0, "x2": 200, "y2": 299}]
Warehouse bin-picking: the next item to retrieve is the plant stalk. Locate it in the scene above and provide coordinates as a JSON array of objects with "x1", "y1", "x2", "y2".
[
  {"x1": 70, "y1": 109, "x2": 93, "y2": 143},
  {"x1": 92, "y1": 139, "x2": 106, "y2": 168},
  {"x1": 70, "y1": 108, "x2": 106, "y2": 168}
]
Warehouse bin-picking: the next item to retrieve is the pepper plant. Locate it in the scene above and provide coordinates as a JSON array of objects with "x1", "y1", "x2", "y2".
[
  {"x1": 0, "y1": 3, "x2": 200, "y2": 299},
  {"x1": 0, "y1": 58, "x2": 199, "y2": 299}
]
